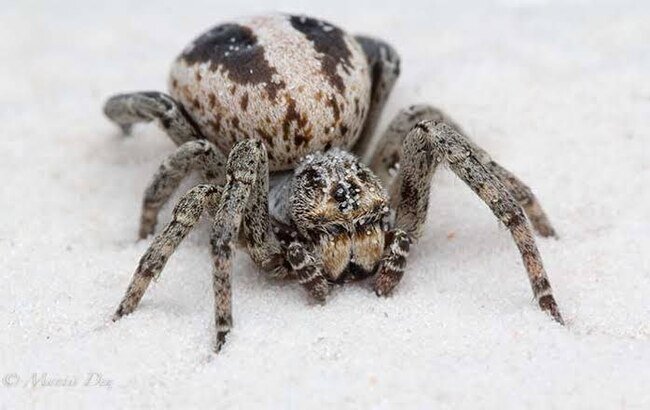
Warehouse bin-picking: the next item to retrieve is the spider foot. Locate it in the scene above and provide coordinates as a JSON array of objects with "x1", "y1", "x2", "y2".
[
  {"x1": 112, "y1": 300, "x2": 134, "y2": 322},
  {"x1": 307, "y1": 282, "x2": 329, "y2": 303},
  {"x1": 138, "y1": 206, "x2": 158, "y2": 239},
  {"x1": 538, "y1": 294, "x2": 564, "y2": 325},
  {"x1": 112, "y1": 265, "x2": 155, "y2": 322},
  {"x1": 532, "y1": 217, "x2": 558, "y2": 239},
  {"x1": 373, "y1": 268, "x2": 403, "y2": 297},
  {"x1": 536, "y1": 223, "x2": 558, "y2": 239},
  {"x1": 111, "y1": 309, "x2": 124, "y2": 322},
  {"x1": 214, "y1": 330, "x2": 229, "y2": 353},
  {"x1": 119, "y1": 123, "x2": 133, "y2": 136},
  {"x1": 526, "y1": 201, "x2": 558, "y2": 238}
]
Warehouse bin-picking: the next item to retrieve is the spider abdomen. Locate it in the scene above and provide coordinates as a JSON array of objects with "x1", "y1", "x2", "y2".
[{"x1": 169, "y1": 14, "x2": 372, "y2": 171}]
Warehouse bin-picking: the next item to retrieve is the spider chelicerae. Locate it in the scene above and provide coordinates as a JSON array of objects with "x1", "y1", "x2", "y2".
[{"x1": 104, "y1": 13, "x2": 563, "y2": 352}]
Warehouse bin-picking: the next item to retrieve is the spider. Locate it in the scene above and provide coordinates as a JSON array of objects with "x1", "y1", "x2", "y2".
[{"x1": 105, "y1": 14, "x2": 563, "y2": 352}]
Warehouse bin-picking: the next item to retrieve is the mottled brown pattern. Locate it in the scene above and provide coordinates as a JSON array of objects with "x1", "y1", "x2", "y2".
[
  {"x1": 167, "y1": 14, "x2": 371, "y2": 171},
  {"x1": 256, "y1": 127, "x2": 274, "y2": 145},
  {"x1": 240, "y1": 92, "x2": 249, "y2": 112},
  {"x1": 328, "y1": 96, "x2": 341, "y2": 123},
  {"x1": 282, "y1": 96, "x2": 311, "y2": 144},
  {"x1": 209, "y1": 116, "x2": 221, "y2": 134}
]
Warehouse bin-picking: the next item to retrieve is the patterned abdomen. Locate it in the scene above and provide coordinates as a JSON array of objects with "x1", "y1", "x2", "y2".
[{"x1": 169, "y1": 14, "x2": 372, "y2": 171}]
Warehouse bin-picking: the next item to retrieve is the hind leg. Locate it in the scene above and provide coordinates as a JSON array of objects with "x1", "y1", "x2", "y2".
[
  {"x1": 104, "y1": 91, "x2": 202, "y2": 145},
  {"x1": 352, "y1": 36, "x2": 401, "y2": 161}
]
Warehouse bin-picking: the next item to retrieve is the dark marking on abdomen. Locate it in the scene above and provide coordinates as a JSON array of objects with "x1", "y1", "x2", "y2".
[
  {"x1": 289, "y1": 15, "x2": 352, "y2": 93},
  {"x1": 179, "y1": 24, "x2": 286, "y2": 99}
]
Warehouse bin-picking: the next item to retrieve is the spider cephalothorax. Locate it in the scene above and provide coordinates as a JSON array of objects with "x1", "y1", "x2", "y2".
[
  {"x1": 291, "y1": 150, "x2": 388, "y2": 229},
  {"x1": 104, "y1": 13, "x2": 563, "y2": 352},
  {"x1": 287, "y1": 149, "x2": 391, "y2": 282}
]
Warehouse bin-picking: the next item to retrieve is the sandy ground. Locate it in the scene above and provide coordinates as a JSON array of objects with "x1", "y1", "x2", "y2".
[{"x1": 1, "y1": 0, "x2": 649, "y2": 408}]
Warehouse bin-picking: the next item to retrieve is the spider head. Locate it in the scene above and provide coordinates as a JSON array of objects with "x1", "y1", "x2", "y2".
[{"x1": 289, "y1": 149, "x2": 390, "y2": 237}]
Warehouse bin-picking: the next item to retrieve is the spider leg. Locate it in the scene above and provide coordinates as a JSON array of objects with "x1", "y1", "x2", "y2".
[
  {"x1": 370, "y1": 105, "x2": 449, "y2": 190},
  {"x1": 114, "y1": 139, "x2": 283, "y2": 353},
  {"x1": 139, "y1": 140, "x2": 227, "y2": 239},
  {"x1": 392, "y1": 120, "x2": 563, "y2": 323},
  {"x1": 286, "y1": 242, "x2": 329, "y2": 301},
  {"x1": 480, "y1": 160, "x2": 557, "y2": 238},
  {"x1": 352, "y1": 36, "x2": 400, "y2": 160},
  {"x1": 103, "y1": 91, "x2": 202, "y2": 145},
  {"x1": 113, "y1": 183, "x2": 222, "y2": 320},
  {"x1": 373, "y1": 229, "x2": 411, "y2": 296},
  {"x1": 209, "y1": 139, "x2": 284, "y2": 352},
  {"x1": 370, "y1": 104, "x2": 556, "y2": 237}
]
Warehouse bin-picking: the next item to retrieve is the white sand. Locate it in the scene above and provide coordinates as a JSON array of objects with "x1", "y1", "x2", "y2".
[{"x1": 1, "y1": 0, "x2": 649, "y2": 408}]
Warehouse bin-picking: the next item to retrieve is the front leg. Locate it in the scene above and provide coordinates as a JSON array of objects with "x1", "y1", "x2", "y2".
[
  {"x1": 392, "y1": 120, "x2": 563, "y2": 323},
  {"x1": 209, "y1": 139, "x2": 283, "y2": 352},
  {"x1": 286, "y1": 242, "x2": 329, "y2": 301},
  {"x1": 114, "y1": 139, "x2": 282, "y2": 353},
  {"x1": 374, "y1": 229, "x2": 411, "y2": 296}
]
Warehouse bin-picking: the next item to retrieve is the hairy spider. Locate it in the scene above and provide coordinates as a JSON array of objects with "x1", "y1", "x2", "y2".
[{"x1": 105, "y1": 13, "x2": 563, "y2": 352}]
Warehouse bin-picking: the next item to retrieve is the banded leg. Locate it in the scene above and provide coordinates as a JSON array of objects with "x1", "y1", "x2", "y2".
[
  {"x1": 369, "y1": 105, "x2": 454, "y2": 190},
  {"x1": 482, "y1": 161, "x2": 557, "y2": 238},
  {"x1": 139, "y1": 140, "x2": 227, "y2": 239},
  {"x1": 352, "y1": 36, "x2": 401, "y2": 160},
  {"x1": 393, "y1": 121, "x2": 563, "y2": 323},
  {"x1": 210, "y1": 139, "x2": 282, "y2": 352},
  {"x1": 374, "y1": 229, "x2": 411, "y2": 296},
  {"x1": 440, "y1": 120, "x2": 558, "y2": 237},
  {"x1": 113, "y1": 184, "x2": 222, "y2": 320},
  {"x1": 370, "y1": 104, "x2": 556, "y2": 237},
  {"x1": 286, "y1": 242, "x2": 329, "y2": 301},
  {"x1": 104, "y1": 91, "x2": 202, "y2": 145}
]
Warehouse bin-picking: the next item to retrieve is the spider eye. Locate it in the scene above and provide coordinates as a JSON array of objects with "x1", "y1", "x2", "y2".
[{"x1": 333, "y1": 184, "x2": 347, "y2": 203}]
